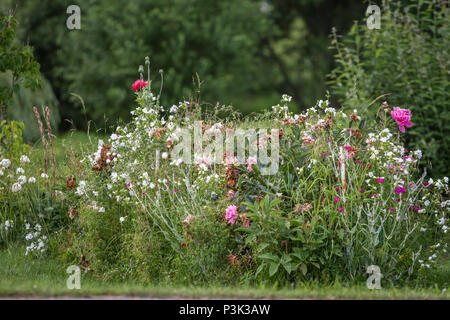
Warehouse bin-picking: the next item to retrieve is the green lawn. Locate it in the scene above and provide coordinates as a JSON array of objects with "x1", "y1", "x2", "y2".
[{"x1": 0, "y1": 244, "x2": 448, "y2": 299}]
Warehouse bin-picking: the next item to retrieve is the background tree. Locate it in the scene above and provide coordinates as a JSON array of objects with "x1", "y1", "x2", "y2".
[{"x1": 0, "y1": 10, "x2": 41, "y2": 121}]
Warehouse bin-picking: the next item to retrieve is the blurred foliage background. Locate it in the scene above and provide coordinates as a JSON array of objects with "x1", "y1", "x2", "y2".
[{"x1": 0, "y1": 0, "x2": 448, "y2": 176}]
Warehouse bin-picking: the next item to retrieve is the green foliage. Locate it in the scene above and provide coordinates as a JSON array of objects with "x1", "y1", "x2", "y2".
[
  {"x1": 55, "y1": 0, "x2": 275, "y2": 126},
  {"x1": 0, "y1": 120, "x2": 29, "y2": 158},
  {"x1": 329, "y1": 0, "x2": 450, "y2": 177},
  {"x1": 8, "y1": 0, "x2": 367, "y2": 128},
  {"x1": 238, "y1": 196, "x2": 340, "y2": 284},
  {"x1": 0, "y1": 73, "x2": 60, "y2": 142},
  {"x1": 0, "y1": 12, "x2": 41, "y2": 120}
]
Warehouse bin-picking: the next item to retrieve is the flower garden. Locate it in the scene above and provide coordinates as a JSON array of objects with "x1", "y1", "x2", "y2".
[
  {"x1": 0, "y1": 62, "x2": 448, "y2": 297},
  {"x1": 1, "y1": 0, "x2": 449, "y2": 299}
]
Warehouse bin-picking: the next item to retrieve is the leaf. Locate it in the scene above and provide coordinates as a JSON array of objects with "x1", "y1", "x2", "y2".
[
  {"x1": 300, "y1": 263, "x2": 307, "y2": 276},
  {"x1": 282, "y1": 262, "x2": 292, "y2": 274},
  {"x1": 257, "y1": 242, "x2": 269, "y2": 252},
  {"x1": 269, "y1": 262, "x2": 279, "y2": 277},
  {"x1": 258, "y1": 253, "x2": 279, "y2": 262},
  {"x1": 255, "y1": 264, "x2": 265, "y2": 276}
]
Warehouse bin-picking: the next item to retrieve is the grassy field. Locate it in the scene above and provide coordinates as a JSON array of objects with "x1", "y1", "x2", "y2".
[{"x1": 0, "y1": 243, "x2": 448, "y2": 299}]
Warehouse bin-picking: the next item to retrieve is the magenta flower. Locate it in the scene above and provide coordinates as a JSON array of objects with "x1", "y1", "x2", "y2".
[
  {"x1": 227, "y1": 190, "x2": 235, "y2": 200},
  {"x1": 132, "y1": 79, "x2": 148, "y2": 91},
  {"x1": 225, "y1": 205, "x2": 237, "y2": 224},
  {"x1": 395, "y1": 187, "x2": 406, "y2": 194},
  {"x1": 377, "y1": 178, "x2": 384, "y2": 183},
  {"x1": 391, "y1": 107, "x2": 412, "y2": 133},
  {"x1": 246, "y1": 157, "x2": 257, "y2": 172},
  {"x1": 338, "y1": 208, "x2": 344, "y2": 212},
  {"x1": 334, "y1": 197, "x2": 340, "y2": 204}
]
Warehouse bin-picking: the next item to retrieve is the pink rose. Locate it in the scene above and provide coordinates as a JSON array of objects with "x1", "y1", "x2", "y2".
[
  {"x1": 225, "y1": 205, "x2": 237, "y2": 224},
  {"x1": 132, "y1": 79, "x2": 148, "y2": 91},
  {"x1": 391, "y1": 107, "x2": 412, "y2": 133}
]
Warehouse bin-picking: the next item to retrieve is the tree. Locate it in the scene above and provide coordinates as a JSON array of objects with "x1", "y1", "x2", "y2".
[{"x1": 0, "y1": 10, "x2": 41, "y2": 121}]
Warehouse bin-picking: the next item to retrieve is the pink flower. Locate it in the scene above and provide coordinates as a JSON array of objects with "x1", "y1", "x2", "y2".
[
  {"x1": 132, "y1": 79, "x2": 148, "y2": 91},
  {"x1": 338, "y1": 208, "x2": 344, "y2": 212},
  {"x1": 360, "y1": 188, "x2": 364, "y2": 193},
  {"x1": 227, "y1": 190, "x2": 235, "y2": 200},
  {"x1": 389, "y1": 207, "x2": 394, "y2": 211},
  {"x1": 391, "y1": 107, "x2": 412, "y2": 133},
  {"x1": 344, "y1": 146, "x2": 352, "y2": 150},
  {"x1": 301, "y1": 136, "x2": 313, "y2": 147},
  {"x1": 225, "y1": 205, "x2": 237, "y2": 224},
  {"x1": 395, "y1": 187, "x2": 406, "y2": 194},
  {"x1": 246, "y1": 157, "x2": 257, "y2": 172},
  {"x1": 377, "y1": 178, "x2": 384, "y2": 183},
  {"x1": 334, "y1": 197, "x2": 340, "y2": 204}
]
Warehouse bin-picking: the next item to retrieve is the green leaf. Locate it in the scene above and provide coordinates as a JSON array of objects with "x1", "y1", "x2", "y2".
[
  {"x1": 258, "y1": 253, "x2": 279, "y2": 262},
  {"x1": 269, "y1": 262, "x2": 279, "y2": 277},
  {"x1": 300, "y1": 263, "x2": 307, "y2": 276},
  {"x1": 255, "y1": 264, "x2": 265, "y2": 276}
]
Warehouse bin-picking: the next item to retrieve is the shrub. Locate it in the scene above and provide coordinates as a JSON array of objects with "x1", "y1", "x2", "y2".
[
  {"x1": 329, "y1": 0, "x2": 450, "y2": 177},
  {"x1": 64, "y1": 59, "x2": 448, "y2": 287}
]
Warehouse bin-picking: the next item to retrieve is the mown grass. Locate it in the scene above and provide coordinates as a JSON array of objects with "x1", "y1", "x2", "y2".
[{"x1": 0, "y1": 244, "x2": 448, "y2": 299}]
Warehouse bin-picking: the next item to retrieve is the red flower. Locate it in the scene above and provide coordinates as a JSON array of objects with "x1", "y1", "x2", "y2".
[{"x1": 132, "y1": 79, "x2": 148, "y2": 91}]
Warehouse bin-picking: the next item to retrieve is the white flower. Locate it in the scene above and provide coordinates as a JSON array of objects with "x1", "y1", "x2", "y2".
[
  {"x1": 28, "y1": 177, "x2": 36, "y2": 183},
  {"x1": 99, "y1": 207, "x2": 105, "y2": 213},
  {"x1": 20, "y1": 155, "x2": 31, "y2": 163},
  {"x1": 119, "y1": 217, "x2": 125, "y2": 223},
  {"x1": 16, "y1": 167, "x2": 25, "y2": 174},
  {"x1": 413, "y1": 150, "x2": 422, "y2": 160},
  {"x1": 149, "y1": 182, "x2": 155, "y2": 189},
  {"x1": 18, "y1": 175, "x2": 27, "y2": 185},
  {"x1": 11, "y1": 183, "x2": 22, "y2": 193},
  {"x1": 41, "y1": 173, "x2": 49, "y2": 179},
  {"x1": 162, "y1": 152, "x2": 168, "y2": 160},
  {"x1": 5, "y1": 220, "x2": 13, "y2": 231},
  {"x1": 424, "y1": 200, "x2": 430, "y2": 207},
  {"x1": 0, "y1": 159, "x2": 11, "y2": 169},
  {"x1": 282, "y1": 94, "x2": 292, "y2": 102}
]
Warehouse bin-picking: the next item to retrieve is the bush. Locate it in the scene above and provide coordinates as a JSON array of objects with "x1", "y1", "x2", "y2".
[
  {"x1": 329, "y1": 0, "x2": 450, "y2": 177},
  {"x1": 61, "y1": 60, "x2": 448, "y2": 287}
]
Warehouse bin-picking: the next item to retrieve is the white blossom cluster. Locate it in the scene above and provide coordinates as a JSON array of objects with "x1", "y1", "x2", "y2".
[{"x1": 25, "y1": 223, "x2": 47, "y2": 256}]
